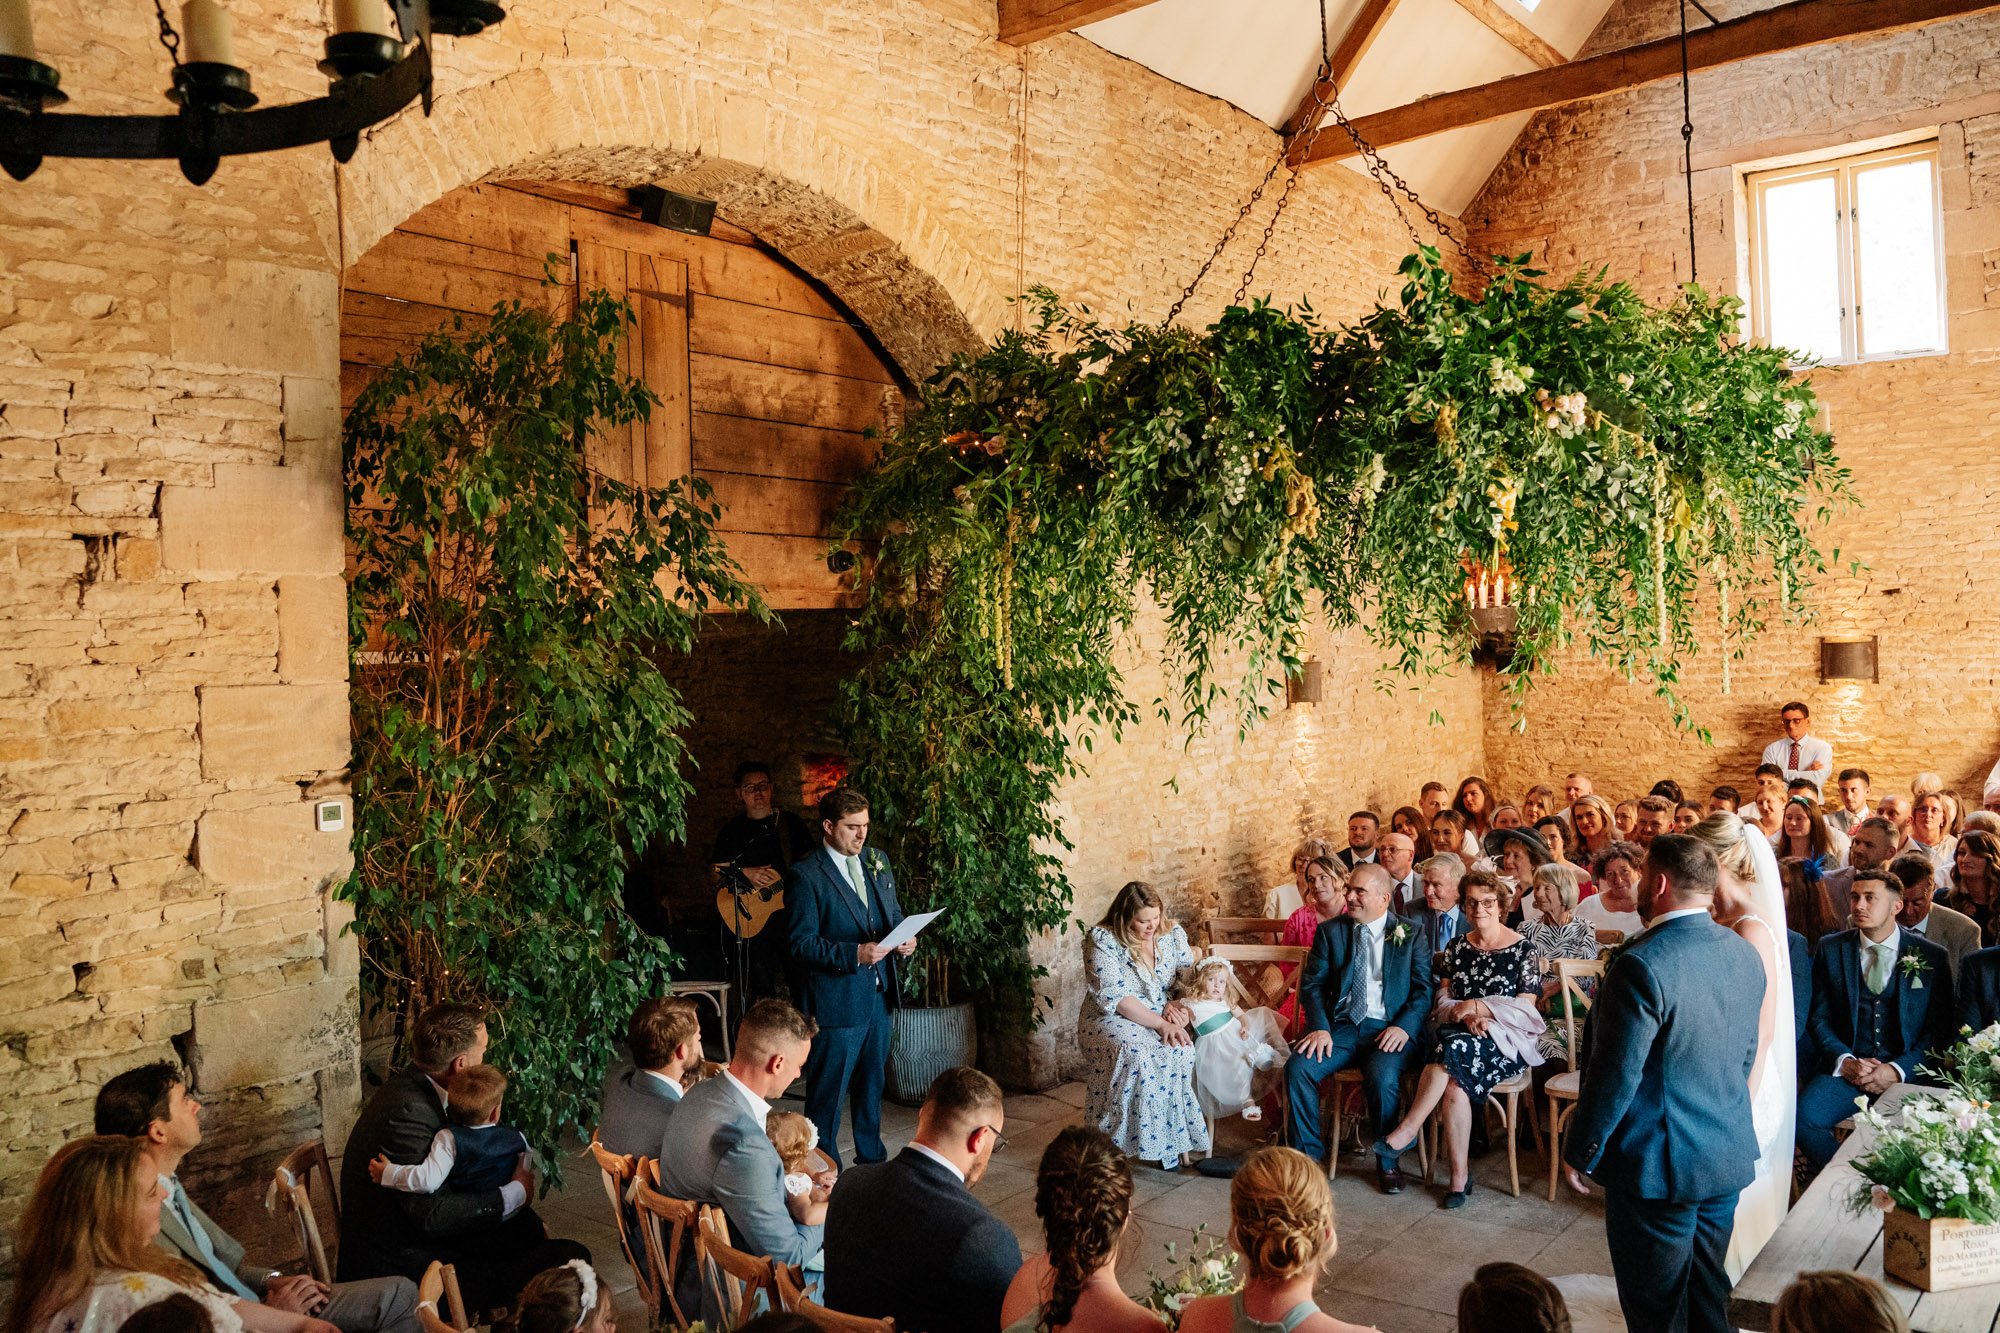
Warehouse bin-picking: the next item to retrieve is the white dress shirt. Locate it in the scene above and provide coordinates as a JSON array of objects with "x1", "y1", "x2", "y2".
[
  {"x1": 423, "y1": 1076, "x2": 525, "y2": 1215},
  {"x1": 906, "y1": 1141, "x2": 967, "y2": 1183},
  {"x1": 1357, "y1": 913, "x2": 1388, "y2": 1021},
  {"x1": 722, "y1": 1068, "x2": 773, "y2": 1128},
  {"x1": 1763, "y1": 734, "x2": 1834, "y2": 790},
  {"x1": 379, "y1": 1121, "x2": 517, "y2": 1195}
]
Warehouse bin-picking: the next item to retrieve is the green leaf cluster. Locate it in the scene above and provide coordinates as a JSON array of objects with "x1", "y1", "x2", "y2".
[
  {"x1": 836, "y1": 248, "x2": 1851, "y2": 1020},
  {"x1": 340, "y1": 280, "x2": 765, "y2": 1177}
]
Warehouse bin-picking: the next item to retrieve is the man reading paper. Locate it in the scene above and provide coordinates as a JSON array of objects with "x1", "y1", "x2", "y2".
[{"x1": 789, "y1": 787, "x2": 914, "y2": 1167}]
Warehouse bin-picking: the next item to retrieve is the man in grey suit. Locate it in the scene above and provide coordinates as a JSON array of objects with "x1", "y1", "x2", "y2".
[
  {"x1": 657, "y1": 998, "x2": 822, "y2": 1318},
  {"x1": 1890, "y1": 851, "x2": 1981, "y2": 981},
  {"x1": 95, "y1": 1062, "x2": 419, "y2": 1333},
  {"x1": 598, "y1": 996, "x2": 701, "y2": 1158},
  {"x1": 1563, "y1": 835, "x2": 1764, "y2": 1333}
]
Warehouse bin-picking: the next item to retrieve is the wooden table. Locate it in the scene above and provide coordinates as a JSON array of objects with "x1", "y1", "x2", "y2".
[{"x1": 1732, "y1": 1084, "x2": 2000, "y2": 1331}]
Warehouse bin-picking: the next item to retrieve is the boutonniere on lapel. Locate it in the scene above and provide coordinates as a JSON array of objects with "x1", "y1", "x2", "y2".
[
  {"x1": 864, "y1": 849, "x2": 887, "y2": 875},
  {"x1": 1388, "y1": 921, "x2": 1413, "y2": 948},
  {"x1": 1900, "y1": 953, "x2": 1930, "y2": 989}
]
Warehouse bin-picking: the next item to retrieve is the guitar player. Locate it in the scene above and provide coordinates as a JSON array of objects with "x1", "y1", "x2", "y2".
[{"x1": 711, "y1": 760, "x2": 814, "y2": 1003}]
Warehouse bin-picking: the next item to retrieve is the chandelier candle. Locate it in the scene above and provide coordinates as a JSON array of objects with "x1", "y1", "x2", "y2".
[
  {"x1": 0, "y1": 0, "x2": 34, "y2": 60},
  {"x1": 333, "y1": 0, "x2": 392, "y2": 37},
  {"x1": 180, "y1": 0, "x2": 236, "y2": 66}
]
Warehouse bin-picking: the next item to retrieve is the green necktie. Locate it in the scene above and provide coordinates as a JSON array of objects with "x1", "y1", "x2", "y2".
[
  {"x1": 845, "y1": 855, "x2": 867, "y2": 906},
  {"x1": 1865, "y1": 940, "x2": 1893, "y2": 995}
]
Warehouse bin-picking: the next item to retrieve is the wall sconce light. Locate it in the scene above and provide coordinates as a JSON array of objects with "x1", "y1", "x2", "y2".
[
  {"x1": 1820, "y1": 637, "x2": 1878, "y2": 683},
  {"x1": 1286, "y1": 658, "x2": 1323, "y2": 707}
]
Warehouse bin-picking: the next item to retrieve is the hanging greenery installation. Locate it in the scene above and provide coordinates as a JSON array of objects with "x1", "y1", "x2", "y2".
[{"x1": 835, "y1": 247, "x2": 1852, "y2": 1018}]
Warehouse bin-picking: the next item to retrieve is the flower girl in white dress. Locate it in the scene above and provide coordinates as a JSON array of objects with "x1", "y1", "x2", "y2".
[{"x1": 1177, "y1": 957, "x2": 1290, "y2": 1121}]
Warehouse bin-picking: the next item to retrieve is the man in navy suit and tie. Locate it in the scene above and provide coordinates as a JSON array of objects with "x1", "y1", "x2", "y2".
[
  {"x1": 1285, "y1": 863, "x2": 1432, "y2": 1193},
  {"x1": 1562, "y1": 834, "x2": 1764, "y2": 1333},
  {"x1": 1798, "y1": 869, "x2": 1954, "y2": 1168},
  {"x1": 789, "y1": 787, "x2": 914, "y2": 1166}
]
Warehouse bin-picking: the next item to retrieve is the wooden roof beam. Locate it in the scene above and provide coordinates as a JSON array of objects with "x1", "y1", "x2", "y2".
[
  {"x1": 1449, "y1": 0, "x2": 1566, "y2": 69},
  {"x1": 998, "y1": 0, "x2": 1163, "y2": 44},
  {"x1": 1296, "y1": 0, "x2": 2000, "y2": 165},
  {"x1": 1282, "y1": 0, "x2": 1403, "y2": 138}
]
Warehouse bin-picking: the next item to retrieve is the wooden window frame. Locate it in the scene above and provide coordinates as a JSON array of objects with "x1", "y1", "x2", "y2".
[{"x1": 1746, "y1": 140, "x2": 1947, "y2": 366}]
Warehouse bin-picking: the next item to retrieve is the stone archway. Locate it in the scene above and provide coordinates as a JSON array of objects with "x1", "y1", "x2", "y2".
[{"x1": 337, "y1": 67, "x2": 987, "y2": 383}]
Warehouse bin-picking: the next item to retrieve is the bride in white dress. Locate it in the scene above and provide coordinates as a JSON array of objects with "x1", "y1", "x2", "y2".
[{"x1": 1692, "y1": 811, "x2": 1797, "y2": 1281}]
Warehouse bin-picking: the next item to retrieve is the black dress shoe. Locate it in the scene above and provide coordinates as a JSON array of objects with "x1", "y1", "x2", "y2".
[
  {"x1": 1377, "y1": 1162, "x2": 1406, "y2": 1195},
  {"x1": 1443, "y1": 1178, "x2": 1475, "y2": 1209}
]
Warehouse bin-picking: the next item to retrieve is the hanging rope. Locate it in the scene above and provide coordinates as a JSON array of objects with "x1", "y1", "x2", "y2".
[{"x1": 1678, "y1": 0, "x2": 1697, "y2": 282}]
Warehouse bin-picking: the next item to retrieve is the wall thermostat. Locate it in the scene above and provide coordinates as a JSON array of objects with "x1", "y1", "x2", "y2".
[{"x1": 315, "y1": 799, "x2": 346, "y2": 833}]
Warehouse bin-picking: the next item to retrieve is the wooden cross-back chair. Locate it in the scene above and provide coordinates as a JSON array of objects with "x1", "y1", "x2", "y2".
[
  {"x1": 774, "y1": 1264, "x2": 897, "y2": 1332},
  {"x1": 1202, "y1": 917, "x2": 1291, "y2": 947},
  {"x1": 588, "y1": 1133, "x2": 663, "y2": 1322},
  {"x1": 269, "y1": 1140, "x2": 338, "y2": 1284},
  {"x1": 697, "y1": 1202, "x2": 783, "y2": 1328},
  {"x1": 1545, "y1": 957, "x2": 1606, "y2": 1200},
  {"x1": 416, "y1": 1261, "x2": 469, "y2": 1333},
  {"x1": 633, "y1": 1160, "x2": 700, "y2": 1329}
]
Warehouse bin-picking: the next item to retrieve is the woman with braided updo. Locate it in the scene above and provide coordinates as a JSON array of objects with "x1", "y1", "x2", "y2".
[
  {"x1": 998, "y1": 1127, "x2": 1166, "y2": 1333},
  {"x1": 1178, "y1": 1146, "x2": 1378, "y2": 1333}
]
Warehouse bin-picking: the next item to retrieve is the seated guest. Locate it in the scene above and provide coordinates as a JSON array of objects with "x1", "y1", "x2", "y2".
[
  {"x1": 1578, "y1": 843, "x2": 1647, "y2": 940},
  {"x1": 7, "y1": 1137, "x2": 265, "y2": 1333},
  {"x1": 1568, "y1": 795, "x2": 1617, "y2": 866},
  {"x1": 1749, "y1": 764, "x2": 1787, "y2": 839},
  {"x1": 1948, "y1": 830, "x2": 2000, "y2": 941},
  {"x1": 1771, "y1": 1270, "x2": 1909, "y2": 1333},
  {"x1": 1560, "y1": 772, "x2": 1594, "y2": 813},
  {"x1": 1957, "y1": 941, "x2": 2000, "y2": 1034},
  {"x1": 998, "y1": 1127, "x2": 1166, "y2": 1333},
  {"x1": 1968, "y1": 811, "x2": 2000, "y2": 837},
  {"x1": 1457, "y1": 1263, "x2": 1573, "y2": 1333},
  {"x1": 1675, "y1": 803, "x2": 1702, "y2": 832},
  {"x1": 1784, "y1": 857, "x2": 1845, "y2": 953},
  {"x1": 1079, "y1": 881, "x2": 1209, "y2": 1169},
  {"x1": 1524, "y1": 863, "x2": 1599, "y2": 1063},
  {"x1": 1776, "y1": 795, "x2": 1849, "y2": 867},
  {"x1": 823, "y1": 1068, "x2": 1022, "y2": 1333},
  {"x1": 1412, "y1": 853, "x2": 1468, "y2": 953},
  {"x1": 1375, "y1": 832, "x2": 1421, "y2": 917},
  {"x1": 1281, "y1": 857, "x2": 1348, "y2": 1028},
  {"x1": 1908, "y1": 792, "x2": 1958, "y2": 889},
  {"x1": 1877, "y1": 793, "x2": 1913, "y2": 843},
  {"x1": 369, "y1": 1066, "x2": 528, "y2": 1200},
  {"x1": 93, "y1": 1064, "x2": 418, "y2": 1333},
  {"x1": 1485, "y1": 827, "x2": 1552, "y2": 922},
  {"x1": 656, "y1": 999, "x2": 824, "y2": 1298},
  {"x1": 339, "y1": 1004, "x2": 584, "y2": 1311},
  {"x1": 1799, "y1": 871, "x2": 1954, "y2": 1168},
  {"x1": 1531, "y1": 817, "x2": 1590, "y2": 891},
  {"x1": 1490, "y1": 802, "x2": 1526, "y2": 832},
  {"x1": 597, "y1": 996, "x2": 701, "y2": 1158},
  {"x1": 1612, "y1": 799, "x2": 1639, "y2": 840},
  {"x1": 1521, "y1": 785, "x2": 1556, "y2": 824},
  {"x1": 1829, "y1": 768, "x2": 1874, "y2": 834},
  {"x1": 1631, "y1": 796, "x2": 1675, "y2": 848},
  {"x1": 1709, "y1": 785, "x2": 1741, "y2": 814},
  {"x1": 1649, "y1": 779, "x2": 1686, "y2": 806},
  {"x1": 1388, "y1": 806, "x2": 1434, "y2": 864},
  {"x1": 510, "y1": 1262, "x2": 613, "y2": 1333},
  {"x1": 1284, "y1": 864, "x2": 1432, "y2": 1192},
  {"x1": 1370, "y1": 872, "x2": 1543, "y2": 1207},
  {"x1": 1887, "y1": 852, "x2": 1980, "y2": 979},
  {"x1": 1825, "y1": 815, "x2": 1898, "y2": 905},
  {"x1": 1419, "y1": 781, "x2": 1448, "y2": 823},
  {"x1": 1430, "y1": 809, "x2": 1477, "y2": 863},
  {"x1": 1263, "y1": 838, "x2": 1334, "y2": 919},
  {"x1": 1176, "y1": 1146, "x2": 1377, "y2": 1333},
  {"x1": 1787, "y1": 777, "x2": 1822, "y2": 807},
  {"x1": 1454, "y1": 777, "x2": 1498, "y2": 844},
  {"x1": 1335, "y1": 811, "x2": 1380, "y2": 870}
]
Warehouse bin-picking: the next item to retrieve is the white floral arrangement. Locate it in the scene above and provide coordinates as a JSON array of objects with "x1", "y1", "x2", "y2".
[
  {"x1": 1848, "y1": 1024, "x2": 2000, "y2": 1223},
  {"x1": 1138, "y1": 1225, "x2": 1240, "y2": 1330}
]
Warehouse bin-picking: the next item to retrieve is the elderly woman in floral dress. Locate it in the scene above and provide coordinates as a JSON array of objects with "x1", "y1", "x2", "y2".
[{"x1": 1080, "y1": 881, "x2": 1211, "y2": 1168}]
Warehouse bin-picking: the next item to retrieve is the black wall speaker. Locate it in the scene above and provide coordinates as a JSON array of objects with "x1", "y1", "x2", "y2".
[{"x1": 632, "y1": 186, "x2": 717, "y2": 236}]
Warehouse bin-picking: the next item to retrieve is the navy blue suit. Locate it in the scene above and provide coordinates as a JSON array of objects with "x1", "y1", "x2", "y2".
[
  {"x1": 1787, "y1": 930, "x2": 1811, "y2": 1044},
  {"x1": 1284, "y1": 913, "x2": 1432, "y2": 1162},
  {"x1": 789, "y1": 845, "x2": 904, "y2": 1166},
  {"x1": 1565, "y1": 911, "x2": 1763, "y2": 1333},
  {"x1": 1957, "y1": 945, "x2": 2000, "y2": 1034},
  {"x1": 1799, "y1": 927, "x2": 1953, "y2": 1167},
  {"x1": 823, "y1": 1148, "x2": 1022, "y2": 1333}
]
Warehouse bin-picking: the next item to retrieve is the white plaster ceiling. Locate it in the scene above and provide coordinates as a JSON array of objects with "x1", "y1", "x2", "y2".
[{"x1": 1078, "y1": 0, "x2": 1620, "y2": 216}]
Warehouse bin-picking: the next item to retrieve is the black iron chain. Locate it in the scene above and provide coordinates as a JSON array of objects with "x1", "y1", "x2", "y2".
[
  {"x1": 1165, "y1": 0, "x2": 1475, "y2": 324},
  {"x1": 1678, "y1": 0, "x2": 1697, "y2": 282},
  {"x1": 154, "y1": 0, "x2": 184, "y2": 66}
]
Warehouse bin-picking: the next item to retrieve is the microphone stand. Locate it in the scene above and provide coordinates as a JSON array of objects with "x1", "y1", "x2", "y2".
[{"x1": 716, "y1": 853, "x2": 756, "y2": 1034}]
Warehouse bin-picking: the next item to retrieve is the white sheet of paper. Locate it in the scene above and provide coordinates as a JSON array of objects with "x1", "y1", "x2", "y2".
[{"x1": 877, "y1": 908, "x2": 944, "y2": 952}]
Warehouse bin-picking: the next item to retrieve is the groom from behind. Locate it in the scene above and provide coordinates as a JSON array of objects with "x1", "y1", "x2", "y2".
[{"x1": 1563, "y1": 834, "x2": 1764, "y2": 1333}]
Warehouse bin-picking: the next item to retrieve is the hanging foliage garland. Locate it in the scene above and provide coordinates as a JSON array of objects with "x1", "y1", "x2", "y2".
[{"x1": 834, "y1": 247, "x2": 1852, "y2": 1019}]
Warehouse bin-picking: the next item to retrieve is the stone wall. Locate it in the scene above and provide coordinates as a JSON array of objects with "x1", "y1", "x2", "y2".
[
  {"x1": 0, "y1": 0, "x2": 1479, "y2": 1269},
  {"x1": 1464, "y1": 1, "x2": 2000, "y2": 805}
]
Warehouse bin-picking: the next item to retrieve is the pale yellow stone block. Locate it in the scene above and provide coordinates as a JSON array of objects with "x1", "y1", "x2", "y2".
[
  {"x1": 197, "y1": 683, "x2": 349, "y2": 780},
  {"x1": 160, "y1": 462, "x2": 342, "y2": 578}
]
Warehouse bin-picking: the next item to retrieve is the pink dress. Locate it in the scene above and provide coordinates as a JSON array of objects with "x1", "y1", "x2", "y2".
[{"x1": 1279, "y1": 906, "x2": 1340, "y2": 1031}]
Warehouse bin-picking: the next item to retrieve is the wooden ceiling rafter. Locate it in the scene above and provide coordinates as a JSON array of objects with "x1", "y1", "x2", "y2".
[
  {"x1": 1448, "y1": 0, "x2": 1566, "y2": 69},
  {"x1": 1281, "y1": 0, "x2": 1404, "y2": 139},
  {"x1": 1296, "y1": 0, "x2": 2000, "y2": 165},
  {"x1": 997, "y1": 0, "x2": 1164, "y2": 45}
]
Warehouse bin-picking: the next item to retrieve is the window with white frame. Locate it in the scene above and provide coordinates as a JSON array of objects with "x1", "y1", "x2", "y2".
[{"x1": 1746, "y1": 142, "x2": 1947, "y2": 365}]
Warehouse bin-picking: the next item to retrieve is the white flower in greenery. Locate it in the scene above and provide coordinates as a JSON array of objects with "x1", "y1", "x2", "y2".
[
  {"x1": 1365, "y1": 454, "x2": 1388, "y2": 497},
  {"x1": 1487, "y1": 358, "x2": 1529, "y2": 396},
  {"x1": 1617, "y1": 372, "x2": 1634, "y2": 389},
  {"x1": 1871, "y1": 1184, "x2": 1896, "y2": 1212},
  {"x1": 1200, "y1": 1259, "x2": 1230, "y2": 1282},
  {"x1": 1166, "y1": 1293, "x2": 1197, "y2": 1312}
]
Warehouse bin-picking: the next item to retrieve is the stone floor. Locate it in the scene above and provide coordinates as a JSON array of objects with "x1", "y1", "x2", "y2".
[{"x1": 542, "y1": 1081, "x2": 1617, "y2": 1333}]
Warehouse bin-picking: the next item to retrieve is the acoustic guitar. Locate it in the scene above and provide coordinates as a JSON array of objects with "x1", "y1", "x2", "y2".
[{"x1": 716, "y1": 881, "x2": 785, "y2": 939}]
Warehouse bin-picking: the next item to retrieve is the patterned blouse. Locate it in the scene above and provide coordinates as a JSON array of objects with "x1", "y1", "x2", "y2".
[{"x1": 44, "y1": 1272, "x2": 243, "y2": 1333}]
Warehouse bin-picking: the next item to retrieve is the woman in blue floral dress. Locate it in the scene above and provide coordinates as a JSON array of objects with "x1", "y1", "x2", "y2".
[{"x1": 1080, "y1": 881, "x2": 1212, "y2": 1168}]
